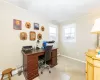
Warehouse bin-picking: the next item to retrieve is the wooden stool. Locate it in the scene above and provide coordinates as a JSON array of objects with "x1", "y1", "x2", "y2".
[{"x1": 1, "y1": 68, "x2": 15, "y2": 80}]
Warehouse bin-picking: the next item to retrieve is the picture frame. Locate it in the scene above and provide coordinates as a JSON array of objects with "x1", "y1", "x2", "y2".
[
  {"x1": 41, "y1": 26, "x2": 45, "y2": 31},
  {"x1": 34, "y1": 23, "x2": 39, "y2": 30},
  {"x1": 20, "y1": 32, "x2": 27, "y2": 40},
  {"x1": 30, "y1": 31, "x2": 36, "y2": 41},
  {"x1": 25, "y1": 22, "x2": 31, "y2": 29},
  {"x1": 13, "y1": 19, "x2": 22, "y2": 30},
  {"x1": 37, "y1": 33, "x2": 42, "y2": 40}
]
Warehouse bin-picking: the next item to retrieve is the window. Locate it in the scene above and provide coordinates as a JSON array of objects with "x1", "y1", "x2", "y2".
[
  {"x1": 63, "y1": 23, "x2": 76, "y2": 42},
  {"x1": 49, "y1": 24, "x2": 58, "y2": 41}
]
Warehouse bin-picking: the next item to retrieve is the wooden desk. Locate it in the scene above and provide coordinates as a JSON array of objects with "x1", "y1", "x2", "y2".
[{"x1": 22, "y1": 48, "x2": 58, "y2": 80}]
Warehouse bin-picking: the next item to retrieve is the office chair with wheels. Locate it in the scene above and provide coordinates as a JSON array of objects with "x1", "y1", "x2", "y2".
[{"x1": 39, "y1": 45, "x2": 53, "y2": 74}]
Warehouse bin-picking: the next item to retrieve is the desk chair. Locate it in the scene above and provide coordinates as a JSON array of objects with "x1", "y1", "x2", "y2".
[{"x1": 39, "y1": 45, "x2": 53, "y2": 74}]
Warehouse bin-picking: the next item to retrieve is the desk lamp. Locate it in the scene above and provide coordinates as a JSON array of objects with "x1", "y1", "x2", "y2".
[{"x1": 91, "y1": 18, "x2": 100, "y2": 54}]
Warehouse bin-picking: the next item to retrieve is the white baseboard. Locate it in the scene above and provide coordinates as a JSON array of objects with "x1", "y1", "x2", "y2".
[
  {"x1": 61, "y1": 55, "x2": 86, "y2": 63},
  {"x1": 57, "y1": 53, "x2": 60, "y2": 56}
]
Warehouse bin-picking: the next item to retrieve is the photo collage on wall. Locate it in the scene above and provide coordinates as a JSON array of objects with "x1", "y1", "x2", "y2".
[{"x1": 13, "y1": 19, "x2": 45, "y2": 41}]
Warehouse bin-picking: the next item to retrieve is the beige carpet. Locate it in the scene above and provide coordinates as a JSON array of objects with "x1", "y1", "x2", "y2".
[
  {"x1": 38, "y1": 67, "x2": 70, "y2": 80},
  {"x1": 2, "y1": 56, "x2": 85, "y2": 80}
]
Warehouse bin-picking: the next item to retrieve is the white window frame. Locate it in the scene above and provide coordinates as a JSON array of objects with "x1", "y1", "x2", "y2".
[
  {"x1": 49, "y1": 24, "x2": 58, "y2": 42},
  {"x1": 63, "y1": 23, "x2": 76, "y2": 42}
]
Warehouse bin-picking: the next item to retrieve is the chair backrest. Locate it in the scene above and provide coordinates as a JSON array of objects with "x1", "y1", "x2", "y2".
[{"x1": 44, "y1": 45, "x2": 53, "y2": 61}]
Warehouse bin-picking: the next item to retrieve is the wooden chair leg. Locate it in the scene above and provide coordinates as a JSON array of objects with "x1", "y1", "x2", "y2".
[
  {"x1": 10, "y1": 72, "x2": 12, "y2": 76},
  {"x1": 8, "y1": 73, "x2": 11, "y2": 80},
  {"x1": 1, "y1": 74, "x2": 4, "y2": 80}
]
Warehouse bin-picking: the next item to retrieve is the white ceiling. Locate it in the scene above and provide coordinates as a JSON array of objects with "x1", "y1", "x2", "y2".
[{"x1": 4, "y1": 0, "x2": 100, "y2": 23}]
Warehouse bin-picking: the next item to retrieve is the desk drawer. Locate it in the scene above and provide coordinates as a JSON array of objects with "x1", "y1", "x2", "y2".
[
  {"x1": 27, "y1": 59, "x2": 38, "y2": 65},
  {"x1": 27, "y1": 55, "x2": 38, "y2": 63},
  {"x1": 27, "y1": 69, "x2": 38, "y2": 79},
  {"x1": 27, "y1": 63, "x2": 38, "y2": 71},
  {"x1": 52, "y1": 49, "x2": 57, "y2": 58}
]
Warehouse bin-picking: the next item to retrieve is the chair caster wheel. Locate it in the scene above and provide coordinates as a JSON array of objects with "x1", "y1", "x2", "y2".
[
  {"x1": 41, "y1": 72, "x2": 43, "y2": 74},
  {"x1": 49, "y1": 71, "x2": 51, "y2": 73}
]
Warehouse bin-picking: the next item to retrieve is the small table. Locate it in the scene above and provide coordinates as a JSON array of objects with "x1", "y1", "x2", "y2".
[{"x1": 1, "y1": 68, "x2": 15, "y2": 80}]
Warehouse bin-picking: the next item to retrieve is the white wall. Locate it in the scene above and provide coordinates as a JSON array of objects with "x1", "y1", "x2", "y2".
[
  {"x1": 0, "y1": 0, "x2": 51, "y2": 71},
  {"x1": 59, "y1": 13, "x2": 100, "y2": 62}
]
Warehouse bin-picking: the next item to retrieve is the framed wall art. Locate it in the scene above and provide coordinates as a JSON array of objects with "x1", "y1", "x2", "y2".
[
  {"x1": 37, "y1": 33, "x2": 42, "y2": 40},
  {"x1": 20, "y1": 32, "x2": 27, "y2": 40},
  {"x1": 30, "y1": 31, "x2": 36, "y2": 41},
  {"x1": 34, "y1": 23, "x2": 39, "y2": 30},
  {"x1": 13, "y1": 19, "x2": 22, "y2": 30},
  {"x1": 25, "y1": 22, "x2": 31, "y2": 29},
  {"x1": 41, "y1": 26, "x2": 45, "y2": 31}
]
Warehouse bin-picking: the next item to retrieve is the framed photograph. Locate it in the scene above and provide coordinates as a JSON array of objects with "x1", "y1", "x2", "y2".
[
  {"x1": 20, "y1": 32, "x2": 27, "y2": 40},
  {"x1": 34, "y1": 23, "x2": 39, "y2": 30},
  {"x1": 41, "y1": 26, "x2": 45, "y2": 31},
  {"x1": 30, "y1": 31, "x2": 36, "y2": 41},
  {"x1": 13, "y1": 19, "x2": 22, "y2": 30},
  {"x1": 25, "y1": 22, "x2": 31, "y2": 29},
  {"x1": 37, "y1": 33, "x2": 42, "y2": 40}
]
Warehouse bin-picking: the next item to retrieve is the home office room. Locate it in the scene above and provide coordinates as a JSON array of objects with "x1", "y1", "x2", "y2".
[{"x1": 1, "y1": 0, "x2": 100, "y2": 80}]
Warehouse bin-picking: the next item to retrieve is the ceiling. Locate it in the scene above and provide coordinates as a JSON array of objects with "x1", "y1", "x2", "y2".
[{"x1": 4, "y1": 0, "x2": 100, "y2": 24}]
